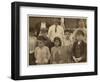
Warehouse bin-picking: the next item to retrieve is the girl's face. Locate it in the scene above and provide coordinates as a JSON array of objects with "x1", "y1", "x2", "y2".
[
  {"x1": 54, "y1": 40, "x2": 60, "y2": 47},
  {"x1": 38, "y1": 40, "x2": 44, "y2": 48},
  {"x1": 76, "y1": 35, "x2": 83, "y2": 41}
]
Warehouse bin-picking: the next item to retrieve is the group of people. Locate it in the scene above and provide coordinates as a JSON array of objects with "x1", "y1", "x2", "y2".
[{"x1": 29, "y1": 19, "x2": 87, "y2": 65}]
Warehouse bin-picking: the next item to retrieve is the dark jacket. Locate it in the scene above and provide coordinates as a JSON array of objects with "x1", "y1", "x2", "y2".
[{"x1": 72, "y1": 40, "x2": 87, "y2": 62}]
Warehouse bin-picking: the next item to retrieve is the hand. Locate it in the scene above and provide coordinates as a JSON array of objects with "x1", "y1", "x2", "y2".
[
  {"x1": 76, "y1": 57, "x2": 82, "y2": 62},
  {"x1": 72, "y1": 56, "x2": 78, "y2": 63},
  {"x1": 44, "y1": 59, "x2": 48, "y2": 63}
]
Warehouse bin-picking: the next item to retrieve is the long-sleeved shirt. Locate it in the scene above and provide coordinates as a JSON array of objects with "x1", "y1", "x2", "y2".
[
  {"x1": 34, "y1": 46, "x2": 51, "y2": 64},
  {"x1": 72, "y1": 40, "x2": 87, "y2": 62}
]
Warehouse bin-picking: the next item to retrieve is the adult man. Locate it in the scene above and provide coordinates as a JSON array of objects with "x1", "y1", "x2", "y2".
[
  {"x1": 70, "y1": 19, "x2": 87, "y2": 43},
  {"x1": 48, "y1": 19, "x2": 64, "y2": 45}
]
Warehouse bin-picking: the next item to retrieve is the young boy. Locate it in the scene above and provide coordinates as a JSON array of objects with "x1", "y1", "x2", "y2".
[
  {"x1": 72, "y1": 30, "x2": 87, "y2": 63},
  {"x1": 34, "y1": 36, "x2": 51, "y2": 65},
  {"x1": 64, "y1": 30, "x2": 72, "y2": 46},
  {"x1": 39, "y1": 28, "x2": 53, "y2": 51},
  {"x1": 63, "y1": 30, "x2": 73, "y2": 63}
]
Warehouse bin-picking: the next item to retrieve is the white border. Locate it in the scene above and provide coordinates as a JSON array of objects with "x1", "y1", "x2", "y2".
[{"x1": 20, "y1": 6, "x2": 94, "y2": 76}]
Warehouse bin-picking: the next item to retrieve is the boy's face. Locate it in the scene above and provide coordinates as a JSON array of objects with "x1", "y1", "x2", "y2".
[
  {"x1": 38, "y1": 40, "x2": 44, "y2": 48},
  {"x1": 65, "y1": 32, "x2": 70, "y2": 40},
  {"x1": 76, "y1": 35, "x2": 84, "y2": 41}
]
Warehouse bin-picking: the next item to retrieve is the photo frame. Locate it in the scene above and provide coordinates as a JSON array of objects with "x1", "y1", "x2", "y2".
[{"x1": 11, "y1": 1, "x2": 98, "y2": 80}]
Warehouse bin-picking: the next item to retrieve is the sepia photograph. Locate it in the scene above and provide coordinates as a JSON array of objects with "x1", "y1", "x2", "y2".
[
  {"x1": 11, "y1": 2, "x2": 97, "y2": 80},
  {"x1": 28, "y1": 16, "x2": 87, "y2": 65}
]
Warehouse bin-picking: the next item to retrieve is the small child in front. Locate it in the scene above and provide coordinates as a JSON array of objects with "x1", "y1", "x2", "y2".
[{"x1": 34, "y1": 36, "x2": 51, "y2": 65}]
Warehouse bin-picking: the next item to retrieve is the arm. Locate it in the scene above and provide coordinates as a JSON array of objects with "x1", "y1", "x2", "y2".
[
  {"x1": 60, "y1": 26, "x2": 64, "y2": 39},
  {"x1": 72, "y1": 56, "x2": 78, "y2": 63},
  {"x1": 76, "y1": 42, "x2": 87, "y2": 62},
  {"x1": 48, "y1": 26, "x2": 51, "y2": 39},
  {"x1": 72, "y1": 42, "x2": 78, "y2": 63},
  {"x1": 47, "y1": 47, "x2": 51, "y2": 60},
  {"x1": 81, "y1": 42, "x2": 87, "y2": 61},
  {"x1": 34, "y1": 48, "x2": 37, "y2": 59},
  {"x1": 50, "y1": 48, "x2": 53, "y2": 61},
  {"x1": 51, "y1": 47, "x2": 56, "y2": 63}
]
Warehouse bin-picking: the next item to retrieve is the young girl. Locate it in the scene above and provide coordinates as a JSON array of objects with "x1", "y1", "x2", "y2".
[
  {"x1": 34, "y1": 36, "x2": 51, "y2": 65},
  {"x1": 51, "y1": 37, "x2": 62, "y2": 64},
  {"x1": 72, "y1": 30, "x2": 87, "y2": 63}
]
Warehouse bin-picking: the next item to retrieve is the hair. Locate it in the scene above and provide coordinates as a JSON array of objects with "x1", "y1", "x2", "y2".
[
  {"x1": 78, "y1": 19, "x2": 86, "y2": 28},
  {"x1": 75, "y1": 30, "x2": 85, "y2": 37},
  {"x1": 37, "y1": 36, "x2": 45, "y2": 42},
  {"x1": 64, "y1": 29, "x2": 72, "y2": 33},
  {"x1": 40, "y1": 28, "x2": 47, "y2": 34},
  {"x1": 54, "y1": 37, "x2": 62, "y2": 46},
  {"x1": 78, "y1": 19, "x2": 84, "y2": 22},
  {"x1": 53, "y1": 18, "x2": 60, "y2": 25}
]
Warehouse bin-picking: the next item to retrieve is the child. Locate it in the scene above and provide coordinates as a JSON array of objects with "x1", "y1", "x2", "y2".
[
  {"x1": 34, "y1": 36, "x2": 51, "y2": 65},
  {"x1": 64, "y1": 30, "x2": 72, "y2": 46},
  {"x1": 29, "y1": 30, "x2": 37, "y2": 65},
  {"x1": 72, "y1": 30, "x2": 87, "y2": 63},
  {"x1": 63, "y1": 30, "x2": 73, "y2": 63},
  {"x1": 51, "y1": 37, "x2": 62, "y2": 64},
  {"x1": 39, "y1": 28, "x2": 53, "y2": 51}
]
